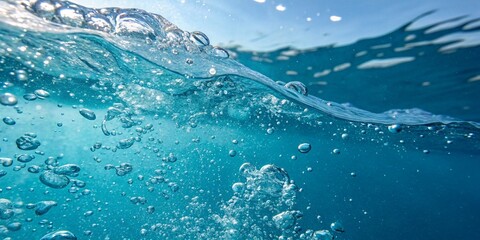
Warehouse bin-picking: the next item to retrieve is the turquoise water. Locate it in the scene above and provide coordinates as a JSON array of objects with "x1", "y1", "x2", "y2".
[{"x1": 0, "y1": 0, "x2": 479, "y2": 239}]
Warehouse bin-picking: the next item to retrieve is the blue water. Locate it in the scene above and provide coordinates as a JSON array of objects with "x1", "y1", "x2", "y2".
[{"x1": 0, "y1": 1, "x2": 479, "y2": 239}]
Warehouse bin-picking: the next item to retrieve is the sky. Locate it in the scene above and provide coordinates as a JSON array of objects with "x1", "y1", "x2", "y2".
[{"x1": 74, "y1": 0, "x2": 480, "y2": 51}]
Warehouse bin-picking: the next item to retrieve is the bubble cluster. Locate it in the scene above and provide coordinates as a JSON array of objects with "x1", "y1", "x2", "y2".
[
  {"x1": 105, "y1": 163, "x2": 133, "y2": 176},
  {"x1": 272, "y1": 210, "x2": 303, "y2": 229},
  {"x1": 215, "y1": 163, "x2": 301, "y2": 239}
]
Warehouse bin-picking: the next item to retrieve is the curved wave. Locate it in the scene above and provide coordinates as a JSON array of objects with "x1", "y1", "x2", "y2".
[{"x1": 0, "y1": 0, "x2": 478, "y2": 127}]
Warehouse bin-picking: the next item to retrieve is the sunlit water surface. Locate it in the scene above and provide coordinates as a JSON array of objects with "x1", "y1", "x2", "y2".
[{"x1": 0, "y1": 1, "x2": 479, "y2": 240}]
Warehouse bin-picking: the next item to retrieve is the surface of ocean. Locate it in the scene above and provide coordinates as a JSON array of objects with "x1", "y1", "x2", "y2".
[{"x1": 0, "y1": 0, "x2": 479, "y2": 239}]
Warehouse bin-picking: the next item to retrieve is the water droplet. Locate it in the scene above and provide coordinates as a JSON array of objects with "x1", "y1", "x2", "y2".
[
  {"x1": 79, "y1": 108, "x2": 96, "y2": 120},
  {"x1": 190, "y1": 31, "x2": 210, "y2": 46},
  {"x1": 0, "y1": 93, "x2": 18, "y2": 106},
  {"x1": 40, "y1": 230, "x2": 77, "y2": 240},
  {"x1": 297, "y1": 143, "x2": 312, "y2": 153},
  {"x1": 341, "y1": 133, "x2": 349, "y2": 139},
  {"x1": 388, "y1": 124, "x2": 402, "y2": 133},
  {"x1": 228, "y1": 150, "x2": 237, "y2": 157},
  {"x1": 2, "y1": 117, "x2": 16, "y2": 125},
  {"x1": 285, "y1": 81, "x2": 308, "y2": 95},
  {"x1": 39, "y1": 171, "x2": 70, "y2": 189}
]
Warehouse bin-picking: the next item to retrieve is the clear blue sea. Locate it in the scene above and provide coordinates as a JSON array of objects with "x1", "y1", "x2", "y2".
[{"x1": 0, "y1": 0, "x2": 479, "y2": 239}]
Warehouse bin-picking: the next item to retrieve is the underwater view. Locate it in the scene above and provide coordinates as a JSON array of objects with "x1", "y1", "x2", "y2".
[{"x1": 0, "y1": 0, "x2": 479, "y2": 239}]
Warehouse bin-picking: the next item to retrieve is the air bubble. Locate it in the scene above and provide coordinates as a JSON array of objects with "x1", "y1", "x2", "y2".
[
  {"x1": 211, "y1": 47, "x2": 229, "y2": 58},
  {"x1": 272, "y1": 211, "x2": 301, "y2": 229},
  {"x1": 209, "y1": 67, "x2": 217, "y2": 76},
  {"x1": 0, "y1": 93, "x2": 18, "y2": 106},
  {"x1": 117, "y1": 138, "x2": 135, "y2": 149},
  {"x1": 239, "y1": 162, "x2": 255, "y2": 177},
  {"x1": 146, "y1": 205, "x2": 155, "y2": 214},
  {"x1": 53, "y1": 164, "x2": 81, "y2": 176},
  {"x1": 34, "y1": 89, "x2": 50, "y2": 98},
  {"x1": 39, "y1": 171, "x2": 70, "y2": 189},
  {"x1": 285, "y1": 81, "x2": 308, "y2": 95},
  {"x1": 297, "y1": 143, "x2": 311, "y2": 153},
  {"x1": 35, "y1": 200, "x2": 57, "y2": 216},
  {"x1": 313, "y1": 230, "x2": 334, "y2": 240},
  {"x1": 332, "y1": 148, "x2": 341, "y2": 154},
  {"x1": 190, "y1": 31, "x2": 210, "y2": 46},
  {"x1": 16, "y1": 134, "x2": 41, "y2": 150},
  {"x1": 0, "y1": 198, "x2": 14, "y2": 220},
  {"x1": 0, "y1": 158, "x2": 13, "y2": 167},
  {"x1": 6, "y1": 222, "x2": 22, "y2": 231},
  {"x1": 3, "y1": 117, "x2": 16, "y2": 125},
  {"x1": 330, "y1": 221, "x2": 345, "y2": 233},
  {"x1": 23, "y1": 93, "x2": 37, "y2": 101},
  {"x1": 40, "y1": 230, "x2": 77, "y2": 240},
  {"x1": 388, "y1": 124, "x2": 402, "y2": 133},
  {"x1": 231, "y1": 182, "x2": 244, "y2": 193},
  {"x1": 79, "y1": 108, "x2": 96, "y2": 120}
]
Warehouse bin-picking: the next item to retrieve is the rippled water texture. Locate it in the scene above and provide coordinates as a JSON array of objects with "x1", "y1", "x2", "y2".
[{"x1": 0, "y1": 0, "x2": 479, "y2": 240}]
